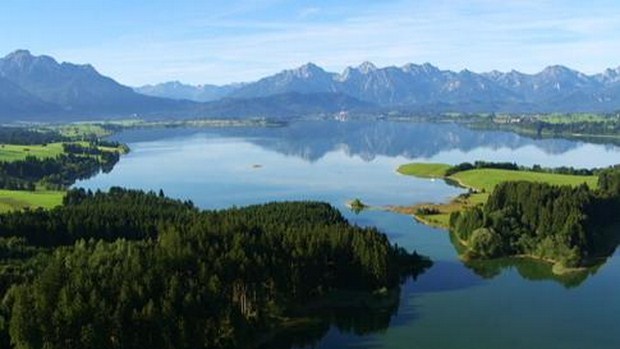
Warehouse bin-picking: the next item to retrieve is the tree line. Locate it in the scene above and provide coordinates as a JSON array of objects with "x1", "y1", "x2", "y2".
[{"x1": 445, "y1": 161, "x2": 596, "y2": 177}]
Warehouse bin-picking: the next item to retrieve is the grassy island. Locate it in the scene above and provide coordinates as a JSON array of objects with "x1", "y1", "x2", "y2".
[{"x1": 396, "y1": 161, "x2": 620, "y2": 271}]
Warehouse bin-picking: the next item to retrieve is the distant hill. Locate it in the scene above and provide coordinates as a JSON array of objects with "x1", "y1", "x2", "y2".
[
  {"x1": 0, "y1": 50, "x2": 194, "y2": 121},
  {"x1": 196, "y1": 92, "x2": 376, "y2": 119},
  {"x1": 135, "y1": 81, "x2": 243, "y2": 102}
]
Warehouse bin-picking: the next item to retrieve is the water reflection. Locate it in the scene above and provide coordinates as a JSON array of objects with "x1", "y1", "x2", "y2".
[
  {"x1": 257, "y1": 255, "x2": 495, "y2": 349},
  {"x1": 257, "y1": 289, "x2": 403, "y2": 349},
  {"x1": 248, "y1": 121, "x2": 583, "y2": 162},
  {"x1": 462, "y1": 258, "x2": 602, "y2": 289},
  {"x1": 448, "y1": 231, "x2": 614, "y2": 288},
  {"x1": 109, "y1": 121, "x2": 620, "y2": 164}
]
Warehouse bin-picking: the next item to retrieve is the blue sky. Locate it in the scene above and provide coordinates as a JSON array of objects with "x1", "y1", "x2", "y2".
[{"x1": 2, "y1": 0, "x2": 620, "y2": 86}]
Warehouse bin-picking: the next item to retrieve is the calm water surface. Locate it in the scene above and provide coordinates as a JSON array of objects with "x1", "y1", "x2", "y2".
[{"x1": 77, "y1": 121, "x2": 620, "y2": 349}]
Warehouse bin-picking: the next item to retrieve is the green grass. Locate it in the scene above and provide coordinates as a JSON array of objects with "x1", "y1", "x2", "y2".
[
  {"x1": 0, "y1": 189, "x2": 64, "y2": 213},
  {"x1": 50, "y1": 123, "x2": 112, "y2": 139},
  {"x1": 0, "y1": 141, "x2": 125, "y2": 163},
  {"x1": 0, "y1": 140, "x2": 126, "y2": 212},
  {"x1": 451, "y1": 168, "x2": 598, "y2": 192},
  {"x1": 397, "y1": 163, "x2": 451, "y2": 178},
  {"x1": 0, "y1": 142, "x2": 65, "y2": 162}
]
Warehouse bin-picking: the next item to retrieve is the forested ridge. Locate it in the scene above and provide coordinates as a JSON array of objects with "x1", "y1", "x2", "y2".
[
  {"x1": 0, "y1": 188, "x2": 431, "y2": 349},
  {"x1": 450, "y1": 166, "x2": 620, "y2": 268}
]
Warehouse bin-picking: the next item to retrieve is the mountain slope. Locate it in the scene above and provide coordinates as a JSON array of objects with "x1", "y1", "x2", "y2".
[
  {"x1": 0, "y1": 50, "x2": 194, "y2": 118},
  {"x1": 0, "y1": 75, "x2": 60, "y2": 117},
  {"x1": 230, "y1": 63, "x2": 338, "y2": 98}
]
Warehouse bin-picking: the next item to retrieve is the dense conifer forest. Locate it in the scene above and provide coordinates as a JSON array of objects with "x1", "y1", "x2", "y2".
[{"x1": 0, "y1": 188, "x2": 431, "y2": 349}]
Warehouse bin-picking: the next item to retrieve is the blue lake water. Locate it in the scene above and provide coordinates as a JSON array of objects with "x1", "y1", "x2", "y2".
[{"x1": 76, "y1": 121, "x2": 620, "y2": 349}]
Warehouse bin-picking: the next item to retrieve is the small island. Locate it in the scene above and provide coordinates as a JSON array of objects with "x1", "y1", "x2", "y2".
[
  {"x1": 346, "y1": 198, "x2": 369, "y2": 213},
  {"x1": 395, "y1": 161, "x2": 620, "y2": 272}
]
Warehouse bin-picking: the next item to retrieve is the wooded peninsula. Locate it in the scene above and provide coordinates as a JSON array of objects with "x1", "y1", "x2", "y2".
[{"x1": 397, "y1": 161, "x2": 620, "y2": 271}]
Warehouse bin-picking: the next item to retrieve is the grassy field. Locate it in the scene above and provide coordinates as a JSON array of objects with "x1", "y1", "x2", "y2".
[
  {"x1": 451, "y1": 168, "x2": 597, "y2": 192},
  {"x1": 0, "y1": 140, "x2": 126, "y2": 213},
  {"x1": 397, "y1": 163, "x2": 451, "y2": 178},
  {"x1": 393, "y1": 163, "x2": 598, "y2": 228},
  {"x1": 0, "y1": 141, "x2": 126, "y2": 162},
  {"x1": 0, "y1": 189, "x2": 64, "y2": 212},
  {"x1": 48, "y1": 123, "x2": 113, "y2": 139},
  {"x1": 0, "y1": 142, "x2": 65, "y2": 162}
]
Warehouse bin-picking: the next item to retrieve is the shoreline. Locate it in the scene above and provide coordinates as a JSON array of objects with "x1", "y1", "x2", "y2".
[{"x1": 450, "y1": 229, "x2": 589, "y2": 275}]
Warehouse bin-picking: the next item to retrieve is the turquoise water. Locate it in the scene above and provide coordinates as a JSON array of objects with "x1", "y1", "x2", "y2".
[{"x1": 76, "y1": 121, "x2": 620, "y2": 349}]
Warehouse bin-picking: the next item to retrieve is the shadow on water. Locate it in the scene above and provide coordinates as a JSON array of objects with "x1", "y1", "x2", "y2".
[
  {"x1": 462, "y1": 258, "x2": 602, "y2": 289},
  {"x1": 405, "y1": 260, "x2": 484, "y2": 295},
  {"x1": 256, "y1": 288, "x2": 404, "y2": 349},
  {"x1": 448, "y1": 227, "x2": 620, "y2": 289},
  {"x1": 257, "y1": 258, "x2": 490, "y2": 349}
]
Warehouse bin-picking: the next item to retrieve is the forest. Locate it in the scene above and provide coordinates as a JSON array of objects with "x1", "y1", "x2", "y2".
[
  {"x1": 450, "y1": 166, "x2": 620, "y2": 268},
  {"x1": 0, "y1": 188, "x2": 431, "y2": 349}
]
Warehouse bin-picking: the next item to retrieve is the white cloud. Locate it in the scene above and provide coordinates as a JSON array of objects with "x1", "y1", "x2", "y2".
[{"x1": 52, "y1": 0, "x2": 620, "y2": 85}]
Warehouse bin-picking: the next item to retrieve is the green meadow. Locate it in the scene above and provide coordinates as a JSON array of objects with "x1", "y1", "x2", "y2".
[
  {"x1": 0, "y1": 142, "x2": 65, "y2": 162},
  {"x1": 0, "y1": 189, "x2": 64, "y2": 212},
  {"x1": 0, "y1": 140, "x2": 125, "y2": 212},
  {"x1": 396, "y1": 163, "x2": 451, "y2": 178}
]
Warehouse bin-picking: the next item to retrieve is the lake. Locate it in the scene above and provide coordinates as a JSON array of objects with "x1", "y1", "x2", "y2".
[{"x1": 76, "y1": 120, "x2": 620, "y2": 349}]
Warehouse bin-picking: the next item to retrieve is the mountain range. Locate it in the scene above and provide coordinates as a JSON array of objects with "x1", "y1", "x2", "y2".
[
  {"x1": 141, "y1": 62, "x2": 620, "y2": 113},
  {"x1": 1, "y1": 49, "x2": 620, "y2": 122}
]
